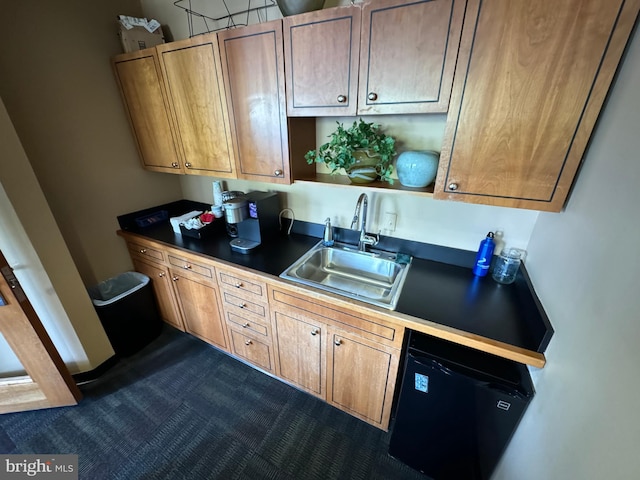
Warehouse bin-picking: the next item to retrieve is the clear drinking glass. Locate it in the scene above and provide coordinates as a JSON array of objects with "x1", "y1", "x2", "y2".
[{"x1": 491, "y1": 248, "x2": 525, "y2": 284}]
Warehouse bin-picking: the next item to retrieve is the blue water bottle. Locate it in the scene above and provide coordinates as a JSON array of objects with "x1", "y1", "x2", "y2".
[{"x1": 472, "y1": 232, "x2": 495, "y2": 277}]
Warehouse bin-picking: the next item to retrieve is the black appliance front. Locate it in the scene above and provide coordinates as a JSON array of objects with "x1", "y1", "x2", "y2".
[{"x1": 389, "y1": 331, "x2": 534, "y2": 479}]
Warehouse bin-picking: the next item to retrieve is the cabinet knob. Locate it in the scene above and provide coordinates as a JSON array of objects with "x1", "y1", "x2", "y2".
[
  {"x1": 242, "y1": 322, "x2": 249, "y2": 328},
  {"x1": 183, "y1": 264, "x2": 192, "y2": 269},
  {"x1": 239, "y1": 303, "x2": 246, "y2": 309},
  {"x1": 367, "y1": 92, "x2": 378, "y2": 101},
  {"x1": 448, "y1": 183, "x2": 459, "y2": 191},
  {"x1": 337, "y1": 94, "x2": 347, "y2": 103},
  {"x1": 171, "y1": 162, "x2": 179, "y2": 168},
  {"x1": 185, "y1": 162, "x2": 192, "y2": 168},
  {"x1": 139, "y1": 248, "x2": 147, "y2": 254},
  {"x1": 274, "y1": 169, "x2": 283, "y2": 177},
  {"x1": 310, "y1": 328, "x2": 319, "y2": 336},
  {"x1": 334, "y1": 338, "x2": 342, "y2": 346},
  {"x1": 244, "y1": 339, "x2": 252, "y2": 346},
  {"x1": 158, "y1": 272, "x2": 166, "y2": 278},
  {"x1": 235, "y1": 282, "x2": 243, "y2": 288},
  {"x1": 172, "y1": 276, "x2": 179, "y2": 281}
]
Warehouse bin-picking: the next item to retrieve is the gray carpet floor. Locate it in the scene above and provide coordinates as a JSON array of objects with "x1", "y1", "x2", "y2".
[{"x1": 0, "y1": 325, "x2": 426, "y2": 479}]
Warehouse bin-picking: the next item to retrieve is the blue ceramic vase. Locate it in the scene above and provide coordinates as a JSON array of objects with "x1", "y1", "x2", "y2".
[{"x1": 396, "y1": 150, "x2": 439, "y2": 188}]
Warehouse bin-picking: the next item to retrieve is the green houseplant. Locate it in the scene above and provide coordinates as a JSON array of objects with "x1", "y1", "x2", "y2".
[{"x1": 304, "y1": 119, "x2": 397, "y2": 184}]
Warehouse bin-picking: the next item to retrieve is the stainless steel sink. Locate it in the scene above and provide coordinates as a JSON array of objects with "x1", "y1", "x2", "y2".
[{"x1": 280, "y1": 241, "x2": 412, "y2": 310}]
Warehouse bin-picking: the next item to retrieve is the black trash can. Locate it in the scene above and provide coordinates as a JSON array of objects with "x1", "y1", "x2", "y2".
[{"x1": 88, "y1": 272, "x2": 162, "y2": 357}]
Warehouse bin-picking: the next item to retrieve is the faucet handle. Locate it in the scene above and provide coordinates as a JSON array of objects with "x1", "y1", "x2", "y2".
[{"x1": 361, "y1": 232, "x2": 379, "y2": 247}]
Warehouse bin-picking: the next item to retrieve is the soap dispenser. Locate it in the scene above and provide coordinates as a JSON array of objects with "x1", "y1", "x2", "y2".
[{"x1": 323, "y1": 217, "x2": 334, "y2": 246}]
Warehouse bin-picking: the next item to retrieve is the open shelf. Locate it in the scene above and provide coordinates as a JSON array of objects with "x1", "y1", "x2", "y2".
[{"x1": 293, "y1": 173, "x2": 435, "y2": 197}]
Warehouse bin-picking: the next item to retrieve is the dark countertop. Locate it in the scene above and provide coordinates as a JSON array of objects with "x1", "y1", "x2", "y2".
[{"x1": 118, "y1": 200, "x2": 553, "y2": 361}]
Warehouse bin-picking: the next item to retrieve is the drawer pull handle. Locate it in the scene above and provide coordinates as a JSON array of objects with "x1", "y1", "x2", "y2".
[
  {"x1": 172, "y1": 276, "x2": 179, "y2": 282},
  {"x1": 238, "y1": 303, "x2": 246, "y2": 309},
  {"x1": 334, "y1": 338, "x2": 342, "y2": 346},
  {"x1": 185, "y1": 162, "x2": 192, "y2": 168},
  {"x1": 235, "y1": 282, "x2": 243, "y2": 288},
  {"x1": 242, "y1": 322, "x2": 249, "y2": 328},
  {"x1": 183, "y1": 264, "x2": 192, "y2": 269},
  {"x1": 244, "y1": 339, "x2": 252, "y2": 346},
  {"x1": 158, "y1": 272, "x2": 166, "y2": 278},
  {"x1": 171, "y1": 162, "x2": 180, "y2": 168},
  {"x1": 310, "y1": 328, "x2": 319, "y2": 336},
  {"x1": 139, "y1": 249, "x2": 147, "y2": 254}
]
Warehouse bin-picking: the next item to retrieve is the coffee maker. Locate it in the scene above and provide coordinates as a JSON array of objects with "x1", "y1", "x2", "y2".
[{"x1": 228, "y1": 191, "x2": 280, "y2": 253}]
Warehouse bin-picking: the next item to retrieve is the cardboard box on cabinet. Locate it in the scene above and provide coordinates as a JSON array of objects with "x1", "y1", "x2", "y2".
[{"x1": 118, "y1": 25, "x2": 165, "y2": 53}]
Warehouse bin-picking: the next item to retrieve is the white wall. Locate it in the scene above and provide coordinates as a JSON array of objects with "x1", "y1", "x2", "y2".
[
  {"x1": 494, "y1": 29, "x2": 640, "y2": 480},
  {"x1": 0, "y1": 99, "x2": 113, "y2": 374},
  {"x1": 142, "y1": 0, "x2": 540, "y2": 253}
]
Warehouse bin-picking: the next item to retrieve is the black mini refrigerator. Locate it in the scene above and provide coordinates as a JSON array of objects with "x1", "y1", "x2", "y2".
[{"x1": 389, "y1": 331, "x2": 534, "y2": 479}]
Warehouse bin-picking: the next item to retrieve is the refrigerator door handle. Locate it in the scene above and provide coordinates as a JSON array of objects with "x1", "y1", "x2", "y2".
[
  {"x1": 410, "y1": 353, "x2": 491, "y2": 384},
  {"x1": 487, "y1": 382, "x2": 532, "y2": 400}
]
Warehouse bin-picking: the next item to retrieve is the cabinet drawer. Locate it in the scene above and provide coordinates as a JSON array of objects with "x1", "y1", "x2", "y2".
[
  {"x1": 269, "y1": 286, "x2": 402, "y2": 348},
  {"x1": 228, "y1": 328, "x2": 273, "y2": 372},
  {"x1": 226, "y1": 311, "x2": 269, "y2": 337},
  {"x1": 167, "y1": 253, "x2": 215, "y2": 281},
  {"x1": 128, "y1": 241, "x2": 165, "y2": 263},
  {"x1": 222, "y1": 290, "x2": 268, "y2": 320},
  {"x1": 218, "y1": 269, "x2": 267, "y2": 302}
]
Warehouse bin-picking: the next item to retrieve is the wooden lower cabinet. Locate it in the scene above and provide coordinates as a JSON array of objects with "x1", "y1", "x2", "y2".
[
  {"x1": 132, "y1": 258, "x2": 184, "y2": 331},
  {"x1": 170, "y1": 270, "x2": 228, "y2": 351},
  {"x1": 269, "y1": 284, "x2": 402, "y2": 430},
  {"x1": 327, "y1": 329, "x2": 400, "y2": 428},
  {"x1": 121, "y1": 232, "x2": 402, "y2": 430},
  {"x1": 272, "y1": 310, "x2": 324, "y2": 398}
]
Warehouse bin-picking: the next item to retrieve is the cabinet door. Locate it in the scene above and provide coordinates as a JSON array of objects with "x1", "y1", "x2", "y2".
[
  {"x1": 157, "y1": 35, "x2": 236, "y2": 177},
  {"x1": 170, "y1": 271, "x2": 228, "y2": 350},
  {"x1": 133, "y1": 259, "x2": 185, "y2": 331},
  {"x1": 435, "y1": 0, "x2": 640, "y2": 211},
  {"x1": 327, "y1": 330, "x2": 400, "y2": 430},
  {"x1": 358, "y1": 0, "x2": 466, "y2": 114},
  {"x1": 218, "y1": 20, "x2": 292, "y2": 184},
  {"x1": 283, "y1": 5, "x2": 361, "y2": 116},
  {"x1": 112, "y1": 49, "x2": 183, "y2": 173},
  {"x1": 272, "y1": 310, "x2": 324, "y2": 398}
]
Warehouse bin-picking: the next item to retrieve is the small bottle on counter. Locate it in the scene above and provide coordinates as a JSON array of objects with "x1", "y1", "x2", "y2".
[{"x1": 472, "y1": 232, "x2": 495, "y2": 277}]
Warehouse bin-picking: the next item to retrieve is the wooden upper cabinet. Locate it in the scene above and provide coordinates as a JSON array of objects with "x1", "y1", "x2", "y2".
[
  {"x1": 218, "y1": 20, "x2": 293, "y2": 184},
  {"x1": 156, "y1": 35, "x2": 236, "y2": 177},
  {"x1": 284, "y1": 5, "x2": 362, "y2": 116},
  {"x1": 112, "y1": 48, "x2": 182, "y2": 173},
  {"x1": 358, "y1": 0, "x2": 466, "y2": 114},
  {"x1": 435, "y1": 0, "x2": 640, "y2": 211}
]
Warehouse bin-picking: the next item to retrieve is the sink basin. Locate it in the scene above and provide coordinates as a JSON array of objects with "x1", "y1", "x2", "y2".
[{"x1": 280, "y1": 241, "x2": 411, "y2": 310}]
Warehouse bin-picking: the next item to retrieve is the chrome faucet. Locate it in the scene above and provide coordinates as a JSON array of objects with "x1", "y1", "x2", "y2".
[{"x1": 350, "y1": 193, "x2": 379, "y2": 252}]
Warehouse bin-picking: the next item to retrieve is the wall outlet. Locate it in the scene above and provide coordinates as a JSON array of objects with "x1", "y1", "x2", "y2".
[{"x1": 383, "y1": 212, "x2": 397, "y2": 233}]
